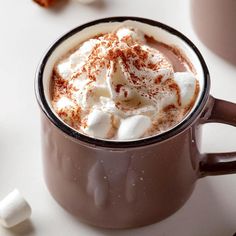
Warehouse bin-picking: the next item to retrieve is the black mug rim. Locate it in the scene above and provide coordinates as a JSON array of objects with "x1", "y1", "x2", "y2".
[{"x1": 35, "y1": 16, "x2": 210, "y2": 148}]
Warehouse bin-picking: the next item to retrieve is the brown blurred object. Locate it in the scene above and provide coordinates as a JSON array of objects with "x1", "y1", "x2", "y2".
[
  {"x1": 33, "y1": 0, "x2": 55, "y2": 7},
  {"x1": 191, "y1": 0, "x2": 236, "y2": 65}
]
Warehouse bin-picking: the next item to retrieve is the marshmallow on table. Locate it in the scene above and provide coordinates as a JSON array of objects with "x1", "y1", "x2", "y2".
[{"x1": 0, "y1": 189, "x2": 31, "y2": 228}]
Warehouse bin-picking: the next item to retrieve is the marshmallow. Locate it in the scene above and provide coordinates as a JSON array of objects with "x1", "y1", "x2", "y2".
[
  {"x1": 174, "y1": 72, "x2": 197, "y2": 107},
  {"x1": 55, "y1": 96, "x2": 75, "y2": 111},
  {"x1": 70, "y1": 39, "x2": 99, "y2": 70},
  {"x1": 56, "y1": 39, "x2": 100, "y2": 80},
  {"x1": 117, "y1": 115, "x2": 151, "y2": 140},
  {"x1": 116, "y1": 27, "x2": 145, "y2": 43},
  {"x1": 0, "y1": 189, "x2": 31, "y2": 228},
  {"x1": 54, "y1": 96, "x2": 78, "y2": 125},
  {"x1": 83, "y1": 109, "x2": 112, "y2": 139},
  {"x1": 55, "y1": 59, "x2": 71, "y2": 80}
]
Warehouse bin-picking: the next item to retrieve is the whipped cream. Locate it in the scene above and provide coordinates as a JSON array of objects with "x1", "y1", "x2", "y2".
[{"x1": 52, "y1": 27, "x2": 199, "y2": 140}]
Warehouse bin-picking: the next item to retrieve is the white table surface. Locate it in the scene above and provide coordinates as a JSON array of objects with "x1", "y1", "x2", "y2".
[{"x1": 0, "y1": 0, "x2": 236, "y2": 235}]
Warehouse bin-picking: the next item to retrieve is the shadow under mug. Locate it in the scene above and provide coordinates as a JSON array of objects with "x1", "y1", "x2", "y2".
[{"x1": 35, "y1": 17, "x2": 236, "y2": 229}]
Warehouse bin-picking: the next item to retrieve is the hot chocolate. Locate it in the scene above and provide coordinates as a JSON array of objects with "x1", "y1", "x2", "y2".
[{"x1": 51, "y1": 26, "x2": 199, "y2": 140}]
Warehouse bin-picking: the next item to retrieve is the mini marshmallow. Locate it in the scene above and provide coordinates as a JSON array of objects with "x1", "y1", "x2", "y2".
[
  {"x1": 0, "y1": 189, "x2": 31, "y2": 228},
  {"x1": 83, "y1": 109, "x2": 112, "y2": 139},
  {"x1": 116, "y1": 28, "x2": 144, "y2": 42},
  {"x1": 56, "y1": 59, "x2": 71, "y2": 80},
  {"x1": 70, "y1": 39, "x2": 99, "y2": 69},
  {"x1": 54, "y1": 96, "x2": 78, "y2": 124},
  {"x1": 56, "y1": 96, "x2": 75, "y2": 110},
  {"x1": 117, "y1": 115, "x2": 151, "y2": 140},
  {"x1": 174, "y1": 72, "x2": 197, "y2": 107}
]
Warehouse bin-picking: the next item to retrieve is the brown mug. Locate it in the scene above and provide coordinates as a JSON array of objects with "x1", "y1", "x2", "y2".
[
  {"x1": 35, "y1": 17, "x2": 236, "y2": 229},
  {"x1": 191, "y1": 0, "x2": 236, "y2": 64}
]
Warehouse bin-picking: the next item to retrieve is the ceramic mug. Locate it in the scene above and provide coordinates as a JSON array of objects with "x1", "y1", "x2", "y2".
[
  {"x1": 191, "y1": 0, "x2": 236, "y2": 64},
  {"x1": 35, "y1": 17, "x2": 236, "y2": 229}
]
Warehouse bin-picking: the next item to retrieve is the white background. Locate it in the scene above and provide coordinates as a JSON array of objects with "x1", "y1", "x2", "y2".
[{"x1": 0, "y1": 0, "x2": 236, "y2": 235}]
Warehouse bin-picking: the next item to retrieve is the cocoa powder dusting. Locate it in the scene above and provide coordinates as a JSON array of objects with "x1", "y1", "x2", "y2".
[{"x1": 115, "y1": 84, "x2": 123, "y2": 93}]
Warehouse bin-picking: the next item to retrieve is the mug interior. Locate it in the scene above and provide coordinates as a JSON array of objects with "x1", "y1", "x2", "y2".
[{"x1": 37, "y1": 17, "x2": 209, "y2": 148}]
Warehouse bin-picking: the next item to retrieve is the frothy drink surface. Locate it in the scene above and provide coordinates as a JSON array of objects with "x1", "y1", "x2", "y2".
[{"x1": 51, "y1": 27, "x2": 199, "y2": 140}]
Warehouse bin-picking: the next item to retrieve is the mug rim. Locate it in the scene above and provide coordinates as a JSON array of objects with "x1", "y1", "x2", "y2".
[{"x1": 35, "y1": 16, "x2": 210, "y2": 148}]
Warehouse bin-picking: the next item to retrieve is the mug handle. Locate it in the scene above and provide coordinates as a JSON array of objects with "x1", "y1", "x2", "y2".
[{"x1": 199, "y1": 96, "x2": 236, "y2": 177}]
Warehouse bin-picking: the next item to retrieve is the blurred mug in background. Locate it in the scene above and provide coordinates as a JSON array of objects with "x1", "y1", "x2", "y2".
[{"x1": 191, "y1": 0, "x2": 236, "y2": 65}]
